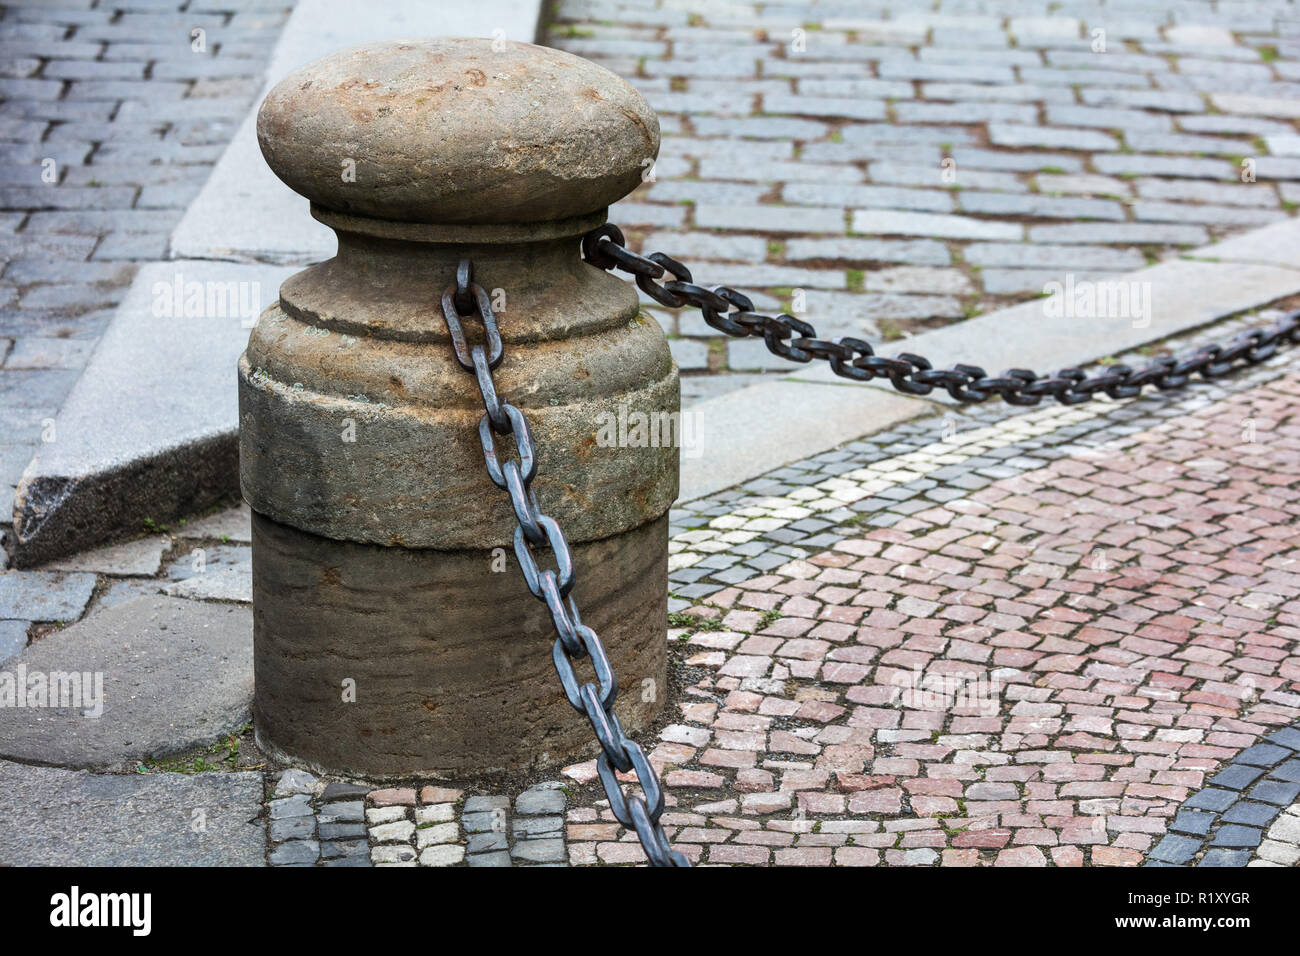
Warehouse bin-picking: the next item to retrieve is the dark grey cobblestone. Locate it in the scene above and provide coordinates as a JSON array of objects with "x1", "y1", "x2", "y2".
[
  {"x1": 546, "y1": 0, "x2": 1300, "y2": 401},
  {"x1": 1132, "y1": 695, "x2": 1300, "y2": 866},
  {"x1": 0, "y1": 0, "x2": 288, "y2": 547}
]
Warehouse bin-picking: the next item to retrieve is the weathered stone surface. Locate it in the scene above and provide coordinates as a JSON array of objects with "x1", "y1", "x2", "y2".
[
  {"x1": 43, "y1": 535, "x2": 169, "y2": 576},
  {"x1": 251, "y1": 510, "x2": 667, "y2": 777},
  {"x1": 516, "y1": 787, "x2": 567, "y2": 815},
  {"x1": 164, "y1": 562, "x2": 252, "y2": 603},
  {"x1": 0, "y1": 569, "x2": 96, "y2": 621},
  {"x1": 179, "y1": 504, "x2": 252, "y2": 543},
  {"x1": 0, "y1": 621, "x2": 27, "y2": 664},
  {"x1": 322, "y1": 781, "x2": 369, "y2": 801},
  {"x1": 512, "y1": 838, "x2": 566, "y2": 862},
  {"x1": 258, "y1": 38, "x2": 659, "y2": 225},
  {"x1": 0, "y1": 595, "x2": 252, "y2": 770},
  {"x1": 269, "y1": 840, "x2": 318, "y2": 865},
  {"x1": 0, "y1": 761, "x2": 264, "y2": 866},
  {"x1": 274, "y1": 767, "x2": 318, "y2": 796},
  {"x1": 239, "y1": 292, "x2": 678, "y2": 548},
  {"x1": 269, "y1": 815, "x2": 315, "y2": 842},
  {"x1": 170, "y1": 0, "x2": 548, "y2": 263}
]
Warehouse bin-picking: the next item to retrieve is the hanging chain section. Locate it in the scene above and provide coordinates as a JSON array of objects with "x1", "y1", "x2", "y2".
[
  {"x1": 439, "y1": 260, "x2": 689, "y2": 868},
  {"x1": 583, "y1": 223, "x2": 1300, "y2": 406}
]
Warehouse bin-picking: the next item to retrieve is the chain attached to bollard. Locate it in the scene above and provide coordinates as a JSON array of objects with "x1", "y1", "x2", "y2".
[
  {"x1": 583, "y1": 223, "x2": 1300, "y2": 406},
  {"x1": 440, "y1": 260, "x2": 689, "y2": 868}
]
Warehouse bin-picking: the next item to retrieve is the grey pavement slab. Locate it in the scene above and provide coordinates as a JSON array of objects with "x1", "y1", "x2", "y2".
[
  {"x1": 680, "y1": 381, "x2": 926, "y2": 502},
  {"x1": 0, "y1": 569, "x2": 96, "y2": 622},
  {"x1": 42, "y1": 534, "x2": 170, "y2": 576},
  {"x1": 10, "y1": 261, "x2": 294, "y2": 567},
  {"x1": 0, "y1": 621, "x2": 26, "y2": 664},
  {"x1": 0, "y1": 594, "x2": 252, "y2": 771},
  {"x1": 681, "y1": 218, "x2": 1300, "y2": 502},
  {"x1": 1184, "y1": 218, "x2": 1300, "y2": 271},
  {"x1": 169, "y1": 0, "x2": 545, "y2": 264},
  {"x1": 163, "y1": 562, "x2": 252, "y2": 603},
  {"x1": 0, "y1": 761, "x2": 264, "y2": 866},
  {"x1": 788, "y1": 239, "x2": 1300, "y2": 403},
  {"x1": 178, "y1": 503, "x2": 252, "y2": 543}
]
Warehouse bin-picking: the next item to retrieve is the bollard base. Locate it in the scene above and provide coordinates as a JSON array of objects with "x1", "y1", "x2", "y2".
[{"x1": 250, "y1": 510, "x2": 669, "y2": 781}]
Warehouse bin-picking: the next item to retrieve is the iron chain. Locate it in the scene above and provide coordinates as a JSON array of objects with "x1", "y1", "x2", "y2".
[
  {"x1": 583, "y1": 223, "x2": 1300, "y2": 406},
  {"x1": 440, "y1": 260, "x2": 689, "y2": 868}
]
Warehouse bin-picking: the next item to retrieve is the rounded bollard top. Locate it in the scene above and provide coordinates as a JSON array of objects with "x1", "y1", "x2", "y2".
[{"x1": 256, "y1": 37, "x2": 660, "y2": 226}]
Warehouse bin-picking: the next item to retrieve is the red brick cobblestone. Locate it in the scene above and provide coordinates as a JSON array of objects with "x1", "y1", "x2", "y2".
[{"x1": 569, "y1": 372, "x2": 1300, "y2": 865}]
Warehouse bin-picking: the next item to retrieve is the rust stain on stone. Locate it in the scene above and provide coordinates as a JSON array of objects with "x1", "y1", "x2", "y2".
[
  {"x1": 617, "y1": 102, "x2": 655, "y2": 150},
  {"x1": 465, "y1": 68, "x2": 487, "y2": 87},
  {"x1": 336, "y1": 77, "x2": 381, "y2": 92},
  {"x1": 573, "y1": 433, "x2": 597, "y2": 461}
]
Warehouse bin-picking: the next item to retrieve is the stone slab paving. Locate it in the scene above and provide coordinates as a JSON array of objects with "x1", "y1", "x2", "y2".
[
  {"x1": 679, "y1": 217, "x2": 1300, "y2": 502},
  {"x1": 0, "y1": 594, "x2": 252, "y2": 770},
  {"x1": 0, "y1": 0, "x2": 290, "y2": 551},
  {"x1": 627, "y1": 316, "x2": 1300, "y2": 866},
  {"x1": 0, "y1": 497, "x2": 253, "y2": 659},
  {"x1": 0, "y1": 760, "x2": 265, "y2": 866},
  {"x1": 545, "y1": 0, "x2": 1300, "y2": 396}
]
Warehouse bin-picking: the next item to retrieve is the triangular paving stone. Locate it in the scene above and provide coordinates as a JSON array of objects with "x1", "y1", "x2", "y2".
[
  {"x1": 42, "y1": 535, "x2": 171, "y2": 576},
  {"x1": 178, "y1": 503, "x2": 253, "y2": 543},
  {"x1": 0, "y1": 761, "x2": 264, "y2": 866},
  {"x1": 0, "y1": 595, "x2": 252, "y2": 770}
]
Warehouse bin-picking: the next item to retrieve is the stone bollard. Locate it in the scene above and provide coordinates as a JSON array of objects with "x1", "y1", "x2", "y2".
[{"x1": 241, "y1": 38, "x2": 676, "y2": 779}]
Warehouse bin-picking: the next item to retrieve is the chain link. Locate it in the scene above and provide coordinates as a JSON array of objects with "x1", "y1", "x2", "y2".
[
  {"x1": 439, "y1": 260, "x2": 689, "y2": 868},
  {"x1": 583, "y1": 223, "x2": 1300, "y2": 406}
]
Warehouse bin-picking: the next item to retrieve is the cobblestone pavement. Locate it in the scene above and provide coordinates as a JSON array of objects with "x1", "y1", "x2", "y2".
[
  {"x1": 5, "y1": 0, "x2": 1300, "y2": 868},
  {"x1": 0, "y1": 0, "x2": 289, "y2": 552},
  {"x1": 249, "y1": 306, "x2": 1293, "y2": 867},
  {"x1": 545, "y1": 0, "x2": 1300, "y2": 401},
  {"x1": 2, "y1": 299, "x2": 1297, "y2": 865}
]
